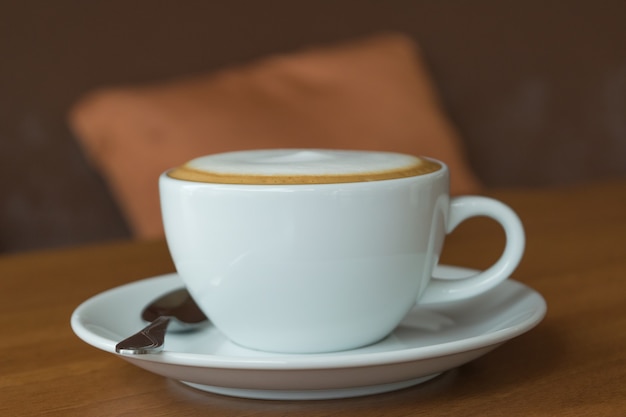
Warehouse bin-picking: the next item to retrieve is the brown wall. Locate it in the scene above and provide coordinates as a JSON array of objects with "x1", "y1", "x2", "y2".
[{"x1": 1, "y1": 0, "x2": 625, "y2": 252}]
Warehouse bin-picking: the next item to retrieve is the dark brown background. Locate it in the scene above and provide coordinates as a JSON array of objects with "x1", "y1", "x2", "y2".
[{"x1": 1, "y1": 0, "x2": 625, "y2": 253}]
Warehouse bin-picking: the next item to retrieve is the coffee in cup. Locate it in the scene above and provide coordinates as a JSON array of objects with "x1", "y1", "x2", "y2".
[
  {"x1": 167, "y1": 149, "x2": 442, "y2": 184},
  {"x1": 160, "y1": 149, "x2": 524, "y2": 353}
]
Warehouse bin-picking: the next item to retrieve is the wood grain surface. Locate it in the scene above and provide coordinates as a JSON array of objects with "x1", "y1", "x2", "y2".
[{"x1": 1, "y1": 180, "x2": 625, "y2": 416}]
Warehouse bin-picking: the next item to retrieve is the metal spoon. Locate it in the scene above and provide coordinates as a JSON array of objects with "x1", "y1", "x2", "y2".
[{"x1": 115, "y1": 288, "x2": 208, "y2": 355}]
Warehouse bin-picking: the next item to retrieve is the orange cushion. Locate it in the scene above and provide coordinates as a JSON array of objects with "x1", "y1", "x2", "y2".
[{"x1": 69, "y1": 32, "x2": 482, "y2": 239}]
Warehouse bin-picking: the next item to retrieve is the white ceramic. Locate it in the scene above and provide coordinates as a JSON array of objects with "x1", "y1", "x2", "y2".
[
  {"x1": 70, "y1": 266, "x2": 546, "y2": 400},
  {"x1": 160, "y1": 149, "x2": 525, "y2": 353}
]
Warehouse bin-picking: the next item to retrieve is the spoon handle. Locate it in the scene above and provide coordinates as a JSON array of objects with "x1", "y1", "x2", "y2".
[{"x1": 115, "y1": 316, "x2": 170, "y2": 354}]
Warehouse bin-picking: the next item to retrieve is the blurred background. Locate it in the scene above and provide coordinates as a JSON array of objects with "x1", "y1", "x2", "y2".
[{"x1": 1, "y1": 0, "x2": 625, "y2": 254}]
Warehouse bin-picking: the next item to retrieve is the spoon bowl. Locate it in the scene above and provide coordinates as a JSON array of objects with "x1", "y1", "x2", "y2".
[
  {"x1": 115, "y1": 288, "x2": 208, "y2": 354},
  {"x1": 141, "y1": 288, "x2": 208, "y2": 332}
]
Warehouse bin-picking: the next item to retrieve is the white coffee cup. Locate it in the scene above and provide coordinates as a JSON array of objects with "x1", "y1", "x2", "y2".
[{"x1": 160, "y1": 149, "x2": 524, "y2": 353}]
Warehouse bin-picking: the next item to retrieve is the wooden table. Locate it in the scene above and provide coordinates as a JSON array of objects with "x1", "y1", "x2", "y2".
[{"x1": 2, "y1": 180, "x2": 625, "y2": 416}]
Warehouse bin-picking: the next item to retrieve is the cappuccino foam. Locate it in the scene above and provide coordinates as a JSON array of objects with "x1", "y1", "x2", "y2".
[{"x1": 167, "y1": 149, "x2": 441, "y2": 184}]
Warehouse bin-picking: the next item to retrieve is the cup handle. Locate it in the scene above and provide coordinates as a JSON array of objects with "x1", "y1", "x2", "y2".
[{"x1": 419, "y1": 196, "x2": 525, "y2": 304}]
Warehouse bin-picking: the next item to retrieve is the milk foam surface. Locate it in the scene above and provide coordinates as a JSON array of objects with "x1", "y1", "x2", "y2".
[
  {"x1": 186, "y1": 149, "x2": 422, "y2": 175},
  {"x1": 168, "y1": 149, "x2": 441, "y2": 184}
]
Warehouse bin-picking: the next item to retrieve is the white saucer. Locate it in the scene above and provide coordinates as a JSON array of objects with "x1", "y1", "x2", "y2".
[{"x1": 71, "y1": 265, "x2": 546, "y2": 400}]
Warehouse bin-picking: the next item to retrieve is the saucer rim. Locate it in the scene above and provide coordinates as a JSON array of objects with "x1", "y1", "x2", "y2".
[{"x1": 71, "y1": 265, "x2": 547, "y2": 371}]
